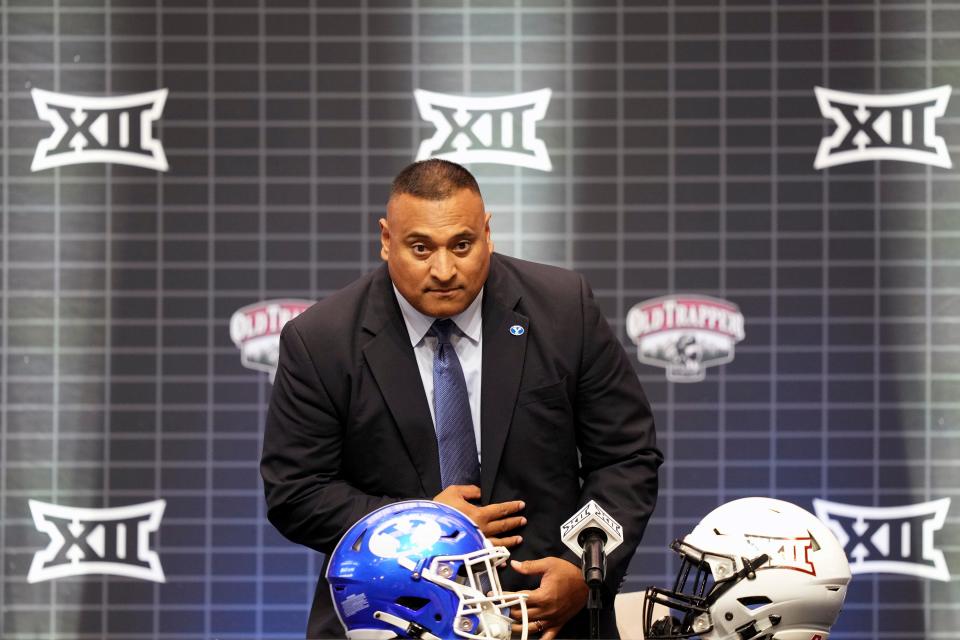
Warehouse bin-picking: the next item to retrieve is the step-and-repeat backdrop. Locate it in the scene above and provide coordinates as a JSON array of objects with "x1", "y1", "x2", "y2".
[{"x1": 2, "y1": 1, "x2": 958, "y2": 638}]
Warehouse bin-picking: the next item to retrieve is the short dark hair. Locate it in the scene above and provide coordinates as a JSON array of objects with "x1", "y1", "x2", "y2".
[{"x1": 390, "y1": 159, "x2": 482, "y2": 201}]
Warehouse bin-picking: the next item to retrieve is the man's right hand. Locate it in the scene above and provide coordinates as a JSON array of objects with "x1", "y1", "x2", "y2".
[{"x1": 433, "y1": 484, "x2": 526, "y2": 548}]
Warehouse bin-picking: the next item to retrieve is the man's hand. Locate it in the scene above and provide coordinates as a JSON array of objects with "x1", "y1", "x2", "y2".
[
  {"x1": 433, "y1": 484, "x2": 526, "y2": 548},
  {"x1": 509, "y1": 557, "x2": 588, "y2": 639}
]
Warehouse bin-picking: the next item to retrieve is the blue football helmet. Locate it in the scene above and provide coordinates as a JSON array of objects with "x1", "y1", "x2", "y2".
[{"x1": 327, "y1": 500, "x2": 528, "y2": 640}]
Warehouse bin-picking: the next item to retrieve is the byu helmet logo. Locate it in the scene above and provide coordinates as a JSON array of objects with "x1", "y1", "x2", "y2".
[
  {"x1": 813, "y1": 86, "x2": 952, "y2": 169},
  {"x1": 31, "y1": 88, "x2": 169, "y2": 172},
  {"x1": 414, "y1": 88, "x2": 552, "y2": 171},
  {"x1": 368, "y1": 516, "x2": 444, "y2": 559},
  {"x1": 28, "y1": 500, "x2": 166, "y2": 583},
  {"x1": 813, "y1": 498, "x2": 951, "y2": 581}
]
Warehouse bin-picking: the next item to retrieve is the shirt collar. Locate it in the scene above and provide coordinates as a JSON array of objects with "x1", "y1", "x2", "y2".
[{"x1": 392, "y1": 285, "x2": 483, "y2": 346}]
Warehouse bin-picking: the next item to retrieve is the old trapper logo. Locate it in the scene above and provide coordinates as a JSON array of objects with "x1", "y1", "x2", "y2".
[
  {"x1": 230, "y1": 299, "x2": 312, "y2": 382},
  {"x1": 31, "y1": 88, "x2": 169, "y2": 172},
  {"x1": 414, "y1": 89, "x2": 552, "y2": 171},
  {"x1": 813, "y1": 498, "x2": 951, "y2": 581},
  {"x1": 814, "y1": 85, "x2": 952, "y2": 169},
  {"x1": 626, "y1": 295, "x2": 745, "y2": 383},
  {"x1": 28, "y1": 500, "x2": 166, "y2": 583}
]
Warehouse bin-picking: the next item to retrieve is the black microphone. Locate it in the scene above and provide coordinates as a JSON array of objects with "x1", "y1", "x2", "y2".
[
  {"x1": 560, "y1": 501, "x2": 624, "y2": 640},
  {"x1": 578, "y1": 527, "x2": 608, "y2": 588},
  {"x1": 560, "y1": 500, "x2": 624, "y2": 580}
]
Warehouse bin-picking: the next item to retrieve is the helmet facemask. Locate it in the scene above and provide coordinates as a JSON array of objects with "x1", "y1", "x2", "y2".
[
  {"x1": 644, "y1": 539, "x2": 769, "y2": 640},
  {"x1": 421, "y1": 545, "x2": 527, "y2": 640}
]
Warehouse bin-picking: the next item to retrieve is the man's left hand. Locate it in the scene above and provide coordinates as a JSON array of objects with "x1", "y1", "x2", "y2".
[{"x1": 508, "y1": 556, "x2": 588, "y2": 639}]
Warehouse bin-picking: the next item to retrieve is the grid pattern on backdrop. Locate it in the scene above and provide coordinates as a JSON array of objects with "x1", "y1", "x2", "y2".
[{"x1": 1, "y1": 0, "x2": 959, "y2": 638}]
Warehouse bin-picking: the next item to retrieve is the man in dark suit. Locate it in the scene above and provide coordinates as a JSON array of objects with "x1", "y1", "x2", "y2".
[{"x1": 261, "y1": 159, "x2": 661, "y2": 639}]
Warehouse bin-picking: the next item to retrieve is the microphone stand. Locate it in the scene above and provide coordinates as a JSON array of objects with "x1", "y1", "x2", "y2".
[
  {"x1": 560, "y1": 501, "x2": 624, "y2": 640},
  {"x1": 587, "y1": 586, "x2": 601, "y2": 640},
  {"x1": 580, "y1": 529, "x2": 606, "y2": 640}
]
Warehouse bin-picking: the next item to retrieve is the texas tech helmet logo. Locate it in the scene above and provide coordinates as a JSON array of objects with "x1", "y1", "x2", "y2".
[
  {"x1": 814, "y1": 86, "x2": 952, "y2": 169},
  {"x1": 230, "y1": 299, "x2": 312, "y2": 382},
  {"x1": 28, "y1": 500, "x2": 165, "y2": 583},
  {"x1": 31, "y1": 88, "x2": 169, "y2": 172},
  {"x1": 626, "y1": 295, "x2": 745, "y2": 383},
  {"x1": 813, "y1": 498, "x2": 951, "y2": 581},
  {"x1": 414, "y1": 89, "x2": 552, "y2": 171}
]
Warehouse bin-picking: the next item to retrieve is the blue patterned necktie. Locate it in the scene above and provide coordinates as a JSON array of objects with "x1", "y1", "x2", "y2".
[{"x1": 430, "y1": 319, "x2": 481, "y2": 488}]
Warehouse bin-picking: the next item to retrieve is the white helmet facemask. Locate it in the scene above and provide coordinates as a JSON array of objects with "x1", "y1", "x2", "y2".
[{"x1": 420, "y1": 545, "x2": 528, "y2": 640}]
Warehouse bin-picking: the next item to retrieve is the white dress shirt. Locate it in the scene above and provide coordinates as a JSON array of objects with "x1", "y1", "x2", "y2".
[{"x1": 393, "y1": 285, "x2": 483, "y2": 462}]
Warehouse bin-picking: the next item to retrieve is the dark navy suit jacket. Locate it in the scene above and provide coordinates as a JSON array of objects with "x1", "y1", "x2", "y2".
[{"x1": 261, "y1": 253, "x2": 662, "y2": 638}]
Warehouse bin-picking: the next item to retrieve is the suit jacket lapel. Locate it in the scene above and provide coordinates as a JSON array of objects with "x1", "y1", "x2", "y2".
[
  {"x1": 361, "y1": 267, "x2": 442, "y2": 497},
  {"x1": 480, "y1": 256, "x2": 528, "y2": 500}
]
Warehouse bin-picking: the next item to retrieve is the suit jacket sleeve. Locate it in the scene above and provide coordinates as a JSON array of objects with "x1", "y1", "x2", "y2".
[
  {"x1": 260, "y1": 320, "x2": 396, "y2": 554},
  {"x1": 563, "y1": 274, "x2": 662, "y2": 596}
]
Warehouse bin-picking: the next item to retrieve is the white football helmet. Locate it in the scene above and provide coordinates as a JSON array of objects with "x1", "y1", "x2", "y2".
[{"x1": 644, "y1": 497, "x2": 851, "y2": 640}]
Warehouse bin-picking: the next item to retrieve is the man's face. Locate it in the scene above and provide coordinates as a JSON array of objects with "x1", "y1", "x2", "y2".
[{"x1": 380, "y1": 188, "x2": 493, "y2": 318}]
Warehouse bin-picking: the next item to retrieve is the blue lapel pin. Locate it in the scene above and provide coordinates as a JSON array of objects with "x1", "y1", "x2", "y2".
[{"x1": 509, "y1": 325, "x2": 525, "y2": 336}]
